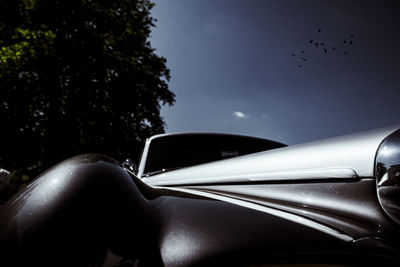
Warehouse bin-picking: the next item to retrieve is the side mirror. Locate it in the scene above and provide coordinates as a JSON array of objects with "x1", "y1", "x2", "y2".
[{"x1": 122, "y1": 158, "x2": 137, "y2": 174}]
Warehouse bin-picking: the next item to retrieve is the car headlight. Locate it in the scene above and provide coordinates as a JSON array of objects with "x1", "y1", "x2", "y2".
[{"x1": 376, "y1": 129, "x2": 400, "y2": 225}]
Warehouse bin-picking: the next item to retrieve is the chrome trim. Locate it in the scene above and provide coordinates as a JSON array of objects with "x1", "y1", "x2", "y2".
[
  {"x1": 144, "y1": 167, "x2": 358, "y2": 185},
  {"x1": 137, "y1": 137, "x2": 151, "y2": 178}
]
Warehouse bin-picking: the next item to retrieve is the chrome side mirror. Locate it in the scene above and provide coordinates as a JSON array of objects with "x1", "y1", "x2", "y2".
[{"x1": 122, "y1": 158, "x2": 137, "y2": 174}]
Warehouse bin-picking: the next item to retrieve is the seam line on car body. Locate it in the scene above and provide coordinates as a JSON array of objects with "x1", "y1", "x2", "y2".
[{"x1": 153, "y1": 185, "x2": 354, "y2": 242}]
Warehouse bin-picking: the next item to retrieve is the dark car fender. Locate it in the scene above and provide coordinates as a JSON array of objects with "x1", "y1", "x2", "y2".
[{"x1": 0, "y1": 154, "x2": 161, "y2": 266}]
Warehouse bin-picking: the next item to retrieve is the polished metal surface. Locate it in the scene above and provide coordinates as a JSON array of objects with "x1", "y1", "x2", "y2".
[
  {"x1": 0, "y1": 154, "x2": 161, "y2": 266},
  {"x1": 137, "y1": 136, "x2": 152, "y2": 177},
  {"x1": 2, "y1": 126, "x2": 400, "y2": 266},
  {"x1": 169, "y1": 179, "x2": 397, "y2": 240},
  {"x1": 1, "y1": 153, "x2": 400, "y2": 266},
  {"x1": 122, "y1": 158, "x2": 137, "y2": 173},
  {"x1": 145, "y1": 125, "x2": 400, "y2": 186},
  {"x1": 376, "y1": 129, "x2": 400, "y2": 225}
]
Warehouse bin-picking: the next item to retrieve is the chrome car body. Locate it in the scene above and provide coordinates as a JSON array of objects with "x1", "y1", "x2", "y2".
[{"x1": 1, "y1": 126, "x2": 400, "y2": 266}]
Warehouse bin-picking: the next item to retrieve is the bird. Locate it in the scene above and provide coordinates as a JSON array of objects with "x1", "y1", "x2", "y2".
[{"x1": 292, "y1": 29, "x2": 357, "y2": 68}]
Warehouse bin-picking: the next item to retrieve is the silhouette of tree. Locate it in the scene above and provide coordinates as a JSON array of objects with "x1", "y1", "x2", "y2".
[{"x1": 0, "y1": 0, "x2": 175, "y2": 185}]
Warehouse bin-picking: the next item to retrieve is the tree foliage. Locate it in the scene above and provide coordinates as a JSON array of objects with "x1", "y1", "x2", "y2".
[{"x1": 0, "y1": 0, "x2": 174, "y2": 183}]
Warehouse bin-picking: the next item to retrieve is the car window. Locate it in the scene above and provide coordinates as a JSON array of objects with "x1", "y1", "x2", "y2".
[{"x1": 143, "y1": 134, "x2": 286, "y2": 176}]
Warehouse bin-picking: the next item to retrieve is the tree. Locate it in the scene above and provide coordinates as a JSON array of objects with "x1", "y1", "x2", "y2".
[{"x1": 0, "y1": 0, "x2": 174, "y2": 185}]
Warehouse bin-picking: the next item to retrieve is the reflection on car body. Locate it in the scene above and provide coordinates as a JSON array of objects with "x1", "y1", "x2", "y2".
[{"x1": 1, "y1": 126, "x2": 400, "y2": 266}]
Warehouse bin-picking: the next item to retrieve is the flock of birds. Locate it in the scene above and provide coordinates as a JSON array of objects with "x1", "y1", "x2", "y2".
[{"x1": 292, "y1": 29, "x2": 355, "y2": 68}]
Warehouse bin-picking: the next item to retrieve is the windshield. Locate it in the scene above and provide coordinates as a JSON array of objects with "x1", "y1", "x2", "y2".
[{"x1": 143, "y1": 133, "x2": 285, "y2": 177}]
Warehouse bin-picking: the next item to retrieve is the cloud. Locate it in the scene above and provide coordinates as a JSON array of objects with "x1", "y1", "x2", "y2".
[
  {"x1": 233, "y1": 111, "x2": 248, "y2": 119},
  {"x1": 260, "y1": 112, "x2": 267, "y2": 119}
]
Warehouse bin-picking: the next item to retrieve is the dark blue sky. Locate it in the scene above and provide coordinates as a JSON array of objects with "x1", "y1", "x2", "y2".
[{"x1": 150, "y1": 0, "x2": 400, "y2": 145}]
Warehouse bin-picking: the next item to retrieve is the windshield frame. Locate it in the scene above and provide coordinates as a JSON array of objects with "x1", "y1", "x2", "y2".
[{"x1": 137, "y1": 132, "x2": 286, "y2": 179}]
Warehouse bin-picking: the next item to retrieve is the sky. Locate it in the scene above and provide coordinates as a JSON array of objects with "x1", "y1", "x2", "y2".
[{"x1": 149, "y1": 0, "x2": 400, "y2": 145}]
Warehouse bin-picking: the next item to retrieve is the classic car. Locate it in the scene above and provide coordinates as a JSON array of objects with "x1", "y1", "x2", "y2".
[{"x1": 1, "y1": 126, "x2": 400, "y2": 266}]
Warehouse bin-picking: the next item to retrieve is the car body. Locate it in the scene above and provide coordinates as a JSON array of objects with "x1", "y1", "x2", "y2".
[{"x1": 1, "y1": 126, "x2": 400, "y2": 266}]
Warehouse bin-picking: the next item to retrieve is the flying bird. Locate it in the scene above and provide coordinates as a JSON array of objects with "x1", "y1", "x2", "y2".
[{"x1": 293, "y1": 29, "x2": 358, "y2": 67}]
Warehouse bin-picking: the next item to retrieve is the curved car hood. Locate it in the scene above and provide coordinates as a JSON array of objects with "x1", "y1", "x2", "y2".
[{"x1": 143, "y1": 125, "x2": 400, "y2": 186}]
